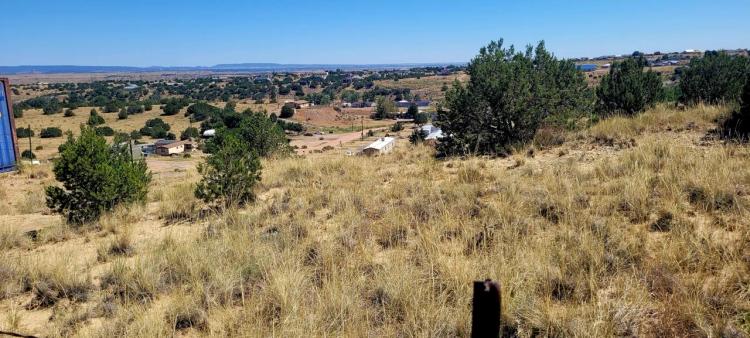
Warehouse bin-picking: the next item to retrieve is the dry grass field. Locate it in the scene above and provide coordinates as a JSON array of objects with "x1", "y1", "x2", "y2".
[
  {"x1": 374, "y1": 73, "x2": 469, "y2": 102},
  {"x1": 14, "y1": 106, "x2": 194, "y2": 160},
  {"x1": 1, "y1": 104, "x2": 749, "y2": 337}
]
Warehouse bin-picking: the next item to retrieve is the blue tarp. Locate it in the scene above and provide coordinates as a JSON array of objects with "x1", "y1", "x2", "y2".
[{"x1": 0, "y1": 82, "x2": 18, "y2": 173}]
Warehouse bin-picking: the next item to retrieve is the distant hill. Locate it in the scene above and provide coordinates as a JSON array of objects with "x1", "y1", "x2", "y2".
[{"x1": 0, "y1": 63, "x2": 463, "y2": 75}]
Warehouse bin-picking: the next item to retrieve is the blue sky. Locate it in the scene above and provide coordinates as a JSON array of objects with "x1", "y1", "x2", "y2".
[{"x1": 1, "y1": 0, "x2": 748, "y2": 66}]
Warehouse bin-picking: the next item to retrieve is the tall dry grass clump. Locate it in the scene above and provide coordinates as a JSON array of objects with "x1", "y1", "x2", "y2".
[{"x1": 1, "y1": 104, "x2": 749, "y2": 337}]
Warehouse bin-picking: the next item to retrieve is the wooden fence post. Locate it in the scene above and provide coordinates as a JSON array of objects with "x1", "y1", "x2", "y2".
[{"x1": 471, "y1": 279, "x2": 501, "y2": 338}]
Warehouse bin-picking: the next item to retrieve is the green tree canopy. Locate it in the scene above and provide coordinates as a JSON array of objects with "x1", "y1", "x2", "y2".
[
  {"x1": 195, "y1": 135, "x2": 262, "y2": 207},
  {"x1": 679, "y1": 52, "x2": 749, "y2": 105},
  {"x1": 436, "y1": 39, "x2": 591, "y2": 156},
  {"x1": 596, "y1": 56, "x2": 663, "y2": 115},
  {"x1": 46, "y1": 126, "x2": 151, "y2": 224}
]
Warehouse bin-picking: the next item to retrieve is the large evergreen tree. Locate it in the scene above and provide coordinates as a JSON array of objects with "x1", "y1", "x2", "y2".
[{"x1": 436, "y1": 40, "x2": 591, "y2": 156}]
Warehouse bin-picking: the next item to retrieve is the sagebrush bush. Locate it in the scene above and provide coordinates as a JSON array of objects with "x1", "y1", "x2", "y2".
[{"x1": 46, "y1": 126, "x2": 152, "y2": 224}]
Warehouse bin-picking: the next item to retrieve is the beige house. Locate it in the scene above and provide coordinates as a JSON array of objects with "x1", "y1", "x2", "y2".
[{"x1": 155, "y1": 140, "x2": 193, "y2": 156}]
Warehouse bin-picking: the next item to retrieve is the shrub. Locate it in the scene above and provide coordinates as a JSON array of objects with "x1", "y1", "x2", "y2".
[
  {"x1": 127, "y1": 105, "x2": 144, "y2": 115},
  {"x1": 130, "y1": 130, "x2": 143, "y2": 140},
  {"x1": 64, "y1": 109, "x2": 75, "y2": 117},
  {"x1": 206, "y1": 110, "x2": 288, "y2": 157},
  {"x1": 180, "y1": 127, "x2": 200, "y2": 140},
  {"x1": 372, "y1": 97, "x2": 396, "y2": 120},
  {"x1": 596, "y1": 56, "x2": 663, "y2": 115},
  {"x1": 162, "y1": 101, "x2": 182, "y2": 116},
  {"x1": 186, "y1": 102, "x2": 220, "y2": 122},
  {"x1": 391, "y1": 122, "x2": 404, "y2": 132},
  {"x1": 21, "y1": 150, "x2": 36, "y2": 160},
  {"x1": 95, "y1": 126, "x2": 115, "y2": 136},
  {"x1": 118, "y1": 108, "x2": 128, "y2": 120},
  {"x1": 103, "y1": 102, "x2": 119, "y2": 113},
  {"x1": 40, "y1": 127, "x2": 63, "y2": 138},
  {"x1": 280, "y1": 104, "x2": 295, "y2": 118},
  {"x1": 437, "y1": 40, "x2": 590, "y2": 156},
  {"x1": 409, "y1": 128, "x2": 428, "y2": 144},
  {"x1": 195, "y1": 135, "x2": 261, "y2": 207},
  {"x1": 45, "y1": 126, "x2": 151, "y2": 224},
  {"x1": 720, "y1": 76, "x2": 750, "y2": 139},
  {"x1": 87, "y1": 110, "x2": 105, "y2": 126},
  {"x1": 16, "y1": 127, "x2": 34, "y2": 138},
  {"x1": 406, "y1": 103, "x2": 419, "y2": 118},
  {"x1": 13, "y1": 104, "x2": 23, "y2": 118},
  {"x1": 140, "y1": 118, "x2": 171, "y2": 138},
  {"x1": 679, "y1": 52, "x2": 749, "y2": 105},
  {"x1": 413, "y1": 112, "x2": 429, "y2": 124},
  {"x1": 42, "y1": 99, "x2": 62, "y2": 115}
]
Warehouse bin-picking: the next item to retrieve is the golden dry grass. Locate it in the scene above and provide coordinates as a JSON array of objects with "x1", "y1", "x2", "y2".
[{"x1": 1, "y1": 104, "x2": 749, "y2": 337}]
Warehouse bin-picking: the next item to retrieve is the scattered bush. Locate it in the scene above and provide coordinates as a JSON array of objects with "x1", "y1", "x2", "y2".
[
  {"x1": 118, "y1": 108, "x2": 128, "y2": 120},
  {"x1": 21, "y1": 149, "x2": 36, "y2": 160},
  {"x1": 40, "y1": 127, "x2": 63, "y2": 138},
  {"x1": 140, "y1": 118, "x2": 171, "y2": 138},
  {"x1": 391, "y1": 122, "x2": 404, "y2": 132},
  {"x1": 409, "y1": 128, "x2": 428, "y2": 144},
  {"x1": 16, "y1": 127, "x2": 34, "y2": 138},
  {"x1": 280, "y1": 104, "x2": 295, "y2": 118},
  {"x1": 87, "y1": 110, "x2": 105, "y2": 126},
  {"x1": 180, "y1": 127, "x2": 200, "y2": 140},
  {"x1": 64, "y1": 108, "x2": 76, "y2": 117},
  {"x1": 95, "y1": 126, "x2": 115, "y2": 137},
  {"x1": 13, "y1": 104, "x2": 23, "y2": 118},
  {"x1": 46, "y1": 126, "x2": 151, "y2": 224}
]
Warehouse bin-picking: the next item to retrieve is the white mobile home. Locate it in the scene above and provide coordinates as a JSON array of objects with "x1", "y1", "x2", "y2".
[{"x1": 362, "y1": 137, "x2": 396, "y2": 156}]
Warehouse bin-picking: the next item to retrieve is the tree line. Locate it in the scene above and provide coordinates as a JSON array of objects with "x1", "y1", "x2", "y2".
[{"x1": 436, "y1": 39, "x2": 750, "y2": 156}]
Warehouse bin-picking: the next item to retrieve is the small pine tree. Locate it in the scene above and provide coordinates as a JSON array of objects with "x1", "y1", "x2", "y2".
[
  {"x1": 195, "y1": 135, "x2": 262, "y2": 207},
  {"x1": 596, "y1": 56, "x2": 663, "y2": 115},
  {"x1": 88, "y1": 110, "x2": 105, "y2": 126},
  {"x1": 46, "y1": 126, "x2": 151, "y2": 224}
]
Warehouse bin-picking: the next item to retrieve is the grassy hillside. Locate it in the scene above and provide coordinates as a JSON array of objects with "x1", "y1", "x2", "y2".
[{"x1": 1, "y1": 104, "x2": 749, "y2": 337}]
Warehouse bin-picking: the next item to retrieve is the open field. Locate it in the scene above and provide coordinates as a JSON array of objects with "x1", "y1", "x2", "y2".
[
  {"x1": 1, "y1": 104, "x2": 749, "y2": 336},
  {"x1": 375, "y1": 73, "x2": 469, "y2": 102}
]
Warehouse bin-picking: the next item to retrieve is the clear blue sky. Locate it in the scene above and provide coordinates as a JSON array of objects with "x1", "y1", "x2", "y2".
[{"x1": 1, "y1": 0, "x2": 748, "y2": 66}]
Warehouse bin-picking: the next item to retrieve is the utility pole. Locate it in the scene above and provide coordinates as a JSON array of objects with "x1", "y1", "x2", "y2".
[
  {"x1": 27, "y1": 124, "x2": 32, "y2": 159},
  {"x1": 361, "y1": 116, "x2": 364, "y2": 140}
]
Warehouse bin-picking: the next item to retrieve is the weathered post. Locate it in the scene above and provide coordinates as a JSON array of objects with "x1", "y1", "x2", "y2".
[{"x1": 471, "y1": 279, "x2": 501, "y2": 338}]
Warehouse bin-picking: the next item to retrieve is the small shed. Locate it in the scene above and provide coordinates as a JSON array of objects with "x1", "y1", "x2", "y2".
[
  {"x1": 362, "y1": 137, "x2": 396, "y2": 156},
  {"x1": 0, "y1": 78, "x2": 19, "y2": 173}
]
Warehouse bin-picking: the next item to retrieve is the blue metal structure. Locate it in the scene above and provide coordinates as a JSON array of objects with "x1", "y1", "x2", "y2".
[{"x1": 0, "y1": 78, "x2": 19, "y2": 173}]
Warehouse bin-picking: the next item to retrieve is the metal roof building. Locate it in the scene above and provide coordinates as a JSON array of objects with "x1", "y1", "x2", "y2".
[
  {"x1": 362, "y1": 137, "x2": 396, "y2": 156},
  {"x1": 0, "y1": 78, "x2": 19, "y2": 173}
]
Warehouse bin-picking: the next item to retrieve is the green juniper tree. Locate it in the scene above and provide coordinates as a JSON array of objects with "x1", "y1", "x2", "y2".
[
  {"x1": 596, "y1": 56, "x2": 663, "y2": 115},
  {"x1": 437, "y1": 39, "x2": 591, "y2": 156},
  {"x1": 46, "y1": 126, "x2": 151, "y2": 224},
  {"x1": 195, "y1": 135, "x2": 262, "y2": 207}
]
